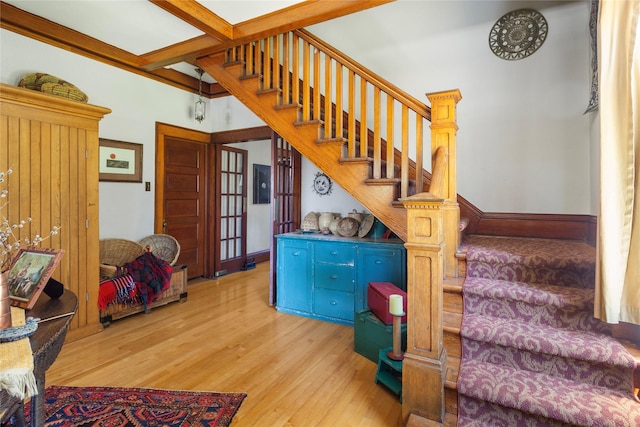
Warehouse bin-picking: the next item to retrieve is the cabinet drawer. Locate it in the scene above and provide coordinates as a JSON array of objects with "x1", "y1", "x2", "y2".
[
  {"x1": 314, "y1": 243, "x2": 355, "y2": 265},
  {"x1": 314, "y1": 288, "x2": 355, "y2": 321},
  {"x1": 314, "y1": 264, "x2": 355, "y2": 291}
]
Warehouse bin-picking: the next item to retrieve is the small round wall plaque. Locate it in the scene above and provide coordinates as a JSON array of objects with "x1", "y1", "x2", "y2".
[
  {"x1": 312, "y1": 172, "x2": 332, "y2": 196},
  {"x1": 489, "y1": 9, "x2": 548, "y2": 61}
]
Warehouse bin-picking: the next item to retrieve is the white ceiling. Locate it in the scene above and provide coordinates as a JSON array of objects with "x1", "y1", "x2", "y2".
[{"x1": 2, "y1": 0, "x2": 305, "y2": 83}]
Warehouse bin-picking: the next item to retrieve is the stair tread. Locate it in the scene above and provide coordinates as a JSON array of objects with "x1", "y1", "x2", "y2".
[
  {"x1": 463, "y1": 276, "x2": 595, "y2": 309},
  {"x1": 443, "y1": 276, "x2": 465, "y2": 290},
  {"x1": 458, "y1": 359, "x2": 640, "y2": 427},
  {"x1": 461, "y1": 313, "x2": 636, "y2": 368},
  {"x1": 462, "y1": 235, "x2": 595, "y2": 271}
]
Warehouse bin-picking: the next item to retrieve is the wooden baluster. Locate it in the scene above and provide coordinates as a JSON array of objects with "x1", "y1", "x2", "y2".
[
  {"x1": 292, "y1": 34, "x2": 299, "y2": 107},
  {"x1": 302, "y1": 40, "x2": 310, "y2": 121},
  {"x1": 386, "y1": 96, "x2": 395, "y2": 180},
  {"x1": 415, "y1": 112, "x2": 424, "y2": 193},
  {"x1": 273, "y1": 35, "x2": 280, "y2": 96},
  {"x1": 263, "y1": 37, "x2": 272, "y2": 90},
  {"x1": 347, "y1": 70, "x2": 356, "y2": 158},
  {"x1": 282, "y1": 33, "x2": 290, "y2": 106},
  {"x1": 359, "y1": 78, "x2": 367, "y2": 158},
  {"x1": 313, "y1": 47, "x2": 321, "y2": 122},
  {"x1": 401, "y1": 105, "x2": 409, "y2": 198},
  {"x1": 324, "y1": 54, "x2": 332, "y2": 139},
  {"x1": 335, "y1": 62, "x2": 343, "y2": 139},
  {"x1": 246, "y1": 42, "x2": 254, "y2": 76},
  {"x1": 373, "y1": 87, "x2": 381, "y2": 179},
  {"x1": 252, "y1": 40, "x2": 262, "y2": 75}
]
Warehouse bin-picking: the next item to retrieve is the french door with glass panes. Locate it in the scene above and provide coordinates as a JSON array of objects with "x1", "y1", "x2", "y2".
[
  {"x1": 214, "y1": 145, "x2": 247, "y2": 276},
  {"x1": 269, "y1": 134, "x2": 301, "y2": 305}
]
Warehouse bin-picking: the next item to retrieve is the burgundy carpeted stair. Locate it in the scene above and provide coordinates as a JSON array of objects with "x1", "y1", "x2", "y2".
[{"x1": 457, "y1": 235, "x2": 640, "y2": 426}]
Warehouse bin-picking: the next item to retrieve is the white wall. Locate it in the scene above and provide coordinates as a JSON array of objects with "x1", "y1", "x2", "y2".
[
  {"x1": 301, "y1": 158, "x2": 366, "y2": 221},
  {"x1": 309, "y1": 0, "x2": 596, "y2": 215}
]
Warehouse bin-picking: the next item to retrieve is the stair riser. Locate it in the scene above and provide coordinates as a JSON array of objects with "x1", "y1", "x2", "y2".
[
  {"x1": 444, "y1": 330, "x2": 461, "y2": 359},
  {"x1": 461, "y1": 338, "x2": 634, "y2": 392},
  {"x1": 444, "y1": 291, "x2": 462, "y2": 314}
]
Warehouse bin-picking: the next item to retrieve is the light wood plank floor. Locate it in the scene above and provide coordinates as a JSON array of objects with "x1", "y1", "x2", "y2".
[{"x1": 47, "y1": 262, "x2": 402, "y2": 426}]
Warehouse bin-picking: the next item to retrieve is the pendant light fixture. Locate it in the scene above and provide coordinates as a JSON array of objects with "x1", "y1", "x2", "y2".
[{"x1": 194, "y1": 67, "x2": 206, "y2": 123}]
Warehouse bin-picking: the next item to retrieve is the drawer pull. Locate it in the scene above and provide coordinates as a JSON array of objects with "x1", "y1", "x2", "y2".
[
  {"x1": 330, "y1": 300, "x2": 337, "y2": 305},
  {"x1": 330, "y1": 251, "x2": 338, "y2": 255},
  {"x1": 330, "y1": 275, "x2": 338, "y2": 280},
  {"x1": 375, "y1": 259, "x2": 383, "y2": 264},
  {"x1": 292, "y1": 251, "x2": 300, "y2": 256}
]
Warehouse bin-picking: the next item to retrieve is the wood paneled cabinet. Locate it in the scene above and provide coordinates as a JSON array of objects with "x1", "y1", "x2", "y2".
[
  {"x1": 276, "y1": 233, "x2": 406, "y2": 326},
  {"x1": 0, "y1": 84, "x2": 111, "y2": 341}
]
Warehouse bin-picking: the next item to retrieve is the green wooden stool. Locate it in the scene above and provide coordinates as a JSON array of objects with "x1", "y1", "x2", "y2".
[{"x1": 375, "y1": 347, "x2": 403, "y2": 401}]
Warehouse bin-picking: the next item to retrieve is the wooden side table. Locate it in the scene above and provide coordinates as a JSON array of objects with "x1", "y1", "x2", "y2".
[{"x1": 0, "y1": 290, "x2": 77, "y2": 427}]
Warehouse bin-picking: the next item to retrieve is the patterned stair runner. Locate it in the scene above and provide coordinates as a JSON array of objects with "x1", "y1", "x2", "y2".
[{"x1": 458, "y1": 235, "x2": 640, "y2": 426}]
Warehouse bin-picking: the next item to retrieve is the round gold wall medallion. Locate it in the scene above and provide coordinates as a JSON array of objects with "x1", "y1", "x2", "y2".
[{"x1": 489, "y1": 9, "x2": 548, "y2": 61}]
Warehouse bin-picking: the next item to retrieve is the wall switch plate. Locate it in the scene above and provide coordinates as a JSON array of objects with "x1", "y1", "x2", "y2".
[{"x1": 145, "y1": 181, "x2": 151, "y2": 191}]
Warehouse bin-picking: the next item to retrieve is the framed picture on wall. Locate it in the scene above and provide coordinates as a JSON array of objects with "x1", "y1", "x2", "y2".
[
  {"x1": 253, "y1": 164, "x2": 270, "y2": 204},
  {"x1": 99, "y1": 138, "x2": 143, "y2": 182}
]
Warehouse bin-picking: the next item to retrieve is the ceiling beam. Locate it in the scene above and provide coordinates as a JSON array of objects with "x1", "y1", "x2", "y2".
[
  {"x1": 0, "y1": 0, "x2": 394, "y2": 95},
  {"x1": 0, "y1": 1, "x2": 228, "y2": 97},
  {"x1": 141, "y1": 0, "x2": 395, "y2": 70},
  {"x1": 149, "y1": 0, "x2": 234, "y2": 41},
  {"x1": 139, "y1": 35, "x2": 223, "y2": 71},
  {"x1": 232, "y1": 0, "x2": 395, "y2": 41}
]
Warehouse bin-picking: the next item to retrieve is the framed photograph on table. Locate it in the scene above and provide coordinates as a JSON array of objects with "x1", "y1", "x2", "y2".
[
  {"x1": 99, "y1": 139, "x2": 143, "y2": 182},
  {"x1": 8, "y1": 248, "x2": 65, "y2": 309}
]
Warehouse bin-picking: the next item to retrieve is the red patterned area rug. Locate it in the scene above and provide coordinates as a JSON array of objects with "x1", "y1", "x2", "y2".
[{"x1": 25, "y1": 385, "x2": 246, "y2": 427}]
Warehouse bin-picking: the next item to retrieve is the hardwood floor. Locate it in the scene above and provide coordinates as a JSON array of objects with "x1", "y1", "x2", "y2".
[{"x1": 47, "y1": 262, "x2": 403, "y2": 426}]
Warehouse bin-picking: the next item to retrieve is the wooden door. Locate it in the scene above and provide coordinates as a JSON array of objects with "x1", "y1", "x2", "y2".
[
  {"x1": 161, "y1": 136, "x2": 207, "y2": 278},
  {"x1": 214, "y1": 145, "x2": 247, "y2": 276},
  {"x1": 269, "y1": 134, "x2": 301, "y2": 305}
]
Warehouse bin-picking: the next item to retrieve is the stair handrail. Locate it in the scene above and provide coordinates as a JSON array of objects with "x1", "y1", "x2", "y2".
[{"x1": 295, "y1": 29, "x2": 431, "y2": 121}]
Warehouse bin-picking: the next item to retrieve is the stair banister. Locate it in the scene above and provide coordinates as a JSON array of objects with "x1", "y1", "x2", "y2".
[{"x1": 202, "y1": 28, "x2": 465, "y2": 424}]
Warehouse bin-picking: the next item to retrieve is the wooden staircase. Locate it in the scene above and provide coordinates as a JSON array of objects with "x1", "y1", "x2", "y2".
[{"x1": 197, "y1": 29, "x2": 462, "y2": 426}]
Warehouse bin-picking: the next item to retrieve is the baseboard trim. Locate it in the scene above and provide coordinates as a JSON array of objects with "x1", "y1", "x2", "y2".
[{"x1": 248, "y1": 249, "x2": 270, "y2": 264}]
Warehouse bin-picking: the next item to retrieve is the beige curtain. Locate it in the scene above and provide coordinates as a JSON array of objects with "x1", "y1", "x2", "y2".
[{"x1": 595, "y1": 0, "x2": 640, "y2": 325}]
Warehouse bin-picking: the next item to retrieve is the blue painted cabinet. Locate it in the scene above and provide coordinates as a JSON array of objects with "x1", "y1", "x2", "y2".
[{"x1": 276, "y1": 233, "x2": 406, "y2": 326}]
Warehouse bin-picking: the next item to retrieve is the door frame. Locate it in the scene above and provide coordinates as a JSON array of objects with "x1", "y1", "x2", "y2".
[
  {"x1": 156, "y1": 124, "x2": 296, "y2": 278},
  {"x1": 155, "y1": 122, "x2": 212, "y2": 276}
]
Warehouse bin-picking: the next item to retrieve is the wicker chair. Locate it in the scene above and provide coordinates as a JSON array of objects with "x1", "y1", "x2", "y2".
[{"x1": 99, "y1": 237, "x2": 187, "y2": 327}]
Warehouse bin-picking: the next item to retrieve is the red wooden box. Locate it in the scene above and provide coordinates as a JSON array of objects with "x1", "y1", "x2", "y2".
[{"x1": 367, "y1": 282, "x2": 407, "y2": 325}]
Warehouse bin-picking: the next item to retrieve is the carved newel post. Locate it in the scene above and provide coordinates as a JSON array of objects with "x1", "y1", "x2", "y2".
[{"x1": 400, "y1": 192, "x2": 446, "y2": 424}]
